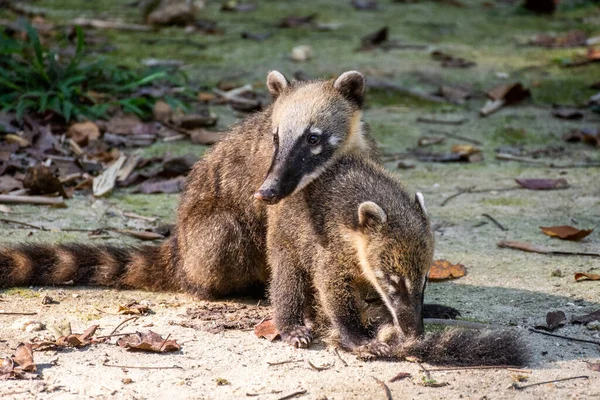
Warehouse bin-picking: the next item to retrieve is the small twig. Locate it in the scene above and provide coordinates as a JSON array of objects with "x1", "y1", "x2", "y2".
[
  {"x1": 511, "y1": 375, "x2": 588, "y2": 390},
  {"x1": 481, "y1": 214, "x2": 508, "y2": 231},
  {"x1": 102, "y1": 362, "x2": 183, "y2": 370},
  {"x1": 0, "y1": 311, "x2": 37, "y2": 315},
  {"x1": 430, "y1": 130, "x2": 482, "y2": 145},
  {"x1": 0, "y1": 194, "x2": 65, "y2": 206},
  {"x1": 95, "y1": 332, "x2": 136, "y2": 340},
  {"x1": 429, "y1": 365, "x2": 523, "y2": 372},
  {"x1": 440, "y1": 188, "x2": 473, "y2": 206},
  {"x1": 334, "y1": 348, "x2": 348, "y2": 367},
  {"x1": 0, "y1": 218, "x2": 47, "y2": 230},
  {"x1": 159, "y1": 333, "x2": 171, "y2": 352},
  {"x1": 389, "y1": 372, "x2": 411, "y2": 382},
  {"x1": 277, "y1": 389, "x2": 307, "y2": 400},
  {"x1": 71, "y1": 17, "x2": 151, "y2": 31},
  {"x1": 416, "y1": 116, "x2": 467, "y2": 125},
  {"x1": 307, "y1": 360, "x2": 333, "y2": 371},
  {"x1": 267, "y1": 359, "x2": 303, "y2": 366},
  {"x1": 372, "y1": 377, "x2": 393, "y2": 400},
  {"x1": 416, "y1": 361, "x2": 431, "y2": 380},
  {"x1": 528, "y1": 328, "x2": 600, "y2": 346},
  {"x1": 496, "y1": 153, "x2": 600, "y2": 168},
  {"x1": 424, "y1": 318, "x2": 495, "y2": 329},
  {"x1": 109, "y1": 317, "x2": 139, "y2": 336},
  {"x1": 440, "y1": 186, "x2": 522, "y2": 207}
]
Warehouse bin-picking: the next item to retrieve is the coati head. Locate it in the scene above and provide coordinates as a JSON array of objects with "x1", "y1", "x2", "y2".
[
  {"x1": 254, "y1": 70, "x2": 370, "y2": 204},
  {"x1": 351, "y1": 193, "x2": 433, "y2": 339}
]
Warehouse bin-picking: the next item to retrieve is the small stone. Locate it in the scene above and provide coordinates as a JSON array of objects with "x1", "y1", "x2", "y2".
[
  {"x1": 41, "y1": 295, "x2": 57, "y2": 305},
  {"x1": 12, "y1": 318, "x2": 45, "y2": 332},
  {"x1": 122, "y1": 377, "x2": 134, "y2": 384},
  {"x1": 72, "y1": 293, "x2": 80, "y2": 298},
  {"x1": 587, "y1": 321, "x2": 600, "y2": 331},
  {"x1": 215, "y1": 378, "x2": 230, "y2": 386},
  {"x1": 551, "y1": 269, "x2": 563, "y2": 277},
  {"x1": 153, "y1": 100, "x2": 172, "y2": 122},
  {"x1": 290, "y1": 45, "x2": 313, "y2": 62}
]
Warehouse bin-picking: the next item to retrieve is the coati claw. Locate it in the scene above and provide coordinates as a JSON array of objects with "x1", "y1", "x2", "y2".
[
  {"x1": 422, "y1": 304, "x2": 461, "y2": 319},
  {"x1": 355, "y1": 340, "x2": 393, "y2": 358},
  {"x1": 281, "y1": 326, "x2": 313, "y2": 348}
]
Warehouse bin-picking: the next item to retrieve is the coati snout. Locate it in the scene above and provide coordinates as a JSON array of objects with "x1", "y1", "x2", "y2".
[
  {"x1": 254, "y1": 70, "x2": 368, "y2": 204},
  {"x1": 352, "y1": 199, "x2": 431, "y2": 339}
]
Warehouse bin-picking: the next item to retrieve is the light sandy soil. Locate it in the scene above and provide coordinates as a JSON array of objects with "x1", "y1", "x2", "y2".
[{"x1": 1, "y1": 105, "x2": 599, "y2": 399}]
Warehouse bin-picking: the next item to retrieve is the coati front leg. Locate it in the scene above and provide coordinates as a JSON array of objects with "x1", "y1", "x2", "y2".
[
  {"x1": 315, "y1": 262, "x2": 391, "y2": 357},
  {"x1": 270, "y1": 249, "x2": 314, "y2": 348}
]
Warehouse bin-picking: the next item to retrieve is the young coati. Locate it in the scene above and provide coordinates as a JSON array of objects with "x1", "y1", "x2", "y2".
[
  {"x1": 267, "y1": 155, "x2": 527, "y2": 364},
  {"x1": 0, "y1": 71, "x2": 378, "y2": 297}
]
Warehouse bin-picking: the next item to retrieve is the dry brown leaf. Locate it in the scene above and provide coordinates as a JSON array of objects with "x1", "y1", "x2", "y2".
[
  {"x1": 254, "y1": 316, "x2": 280, "y2": 341},
  {"x1": 135, "y1": 176, "x2": 185, "y2": 194},
  {"x1": 106, "y1": 114, "x2": 142, "y2": 135},
  {"x1": 360, "y1": 27, "x2": 388, "y2": 51},
  {"x1": 13, "y1": 344, "x2": 35, "y2": 372},
  {"x1": 389, "y1": 372, "x2": 411, "y2": 382},
  {"x1": 540, "y1": 226, "x2": 594, "y2": 241},
  {"x1": 572, "y1": 309, "x2": 600, "y2": 324},
  {"x1": 116, "y1": 331, "x2": 181, "y2": 352},
  {"x1": 110, "y1": 300, "x2": 151, "y2": 315},
  {"x1": 93, "y1": 155, "x2": 127, "y2": 197},
  {"x1": 588, "y1": 47, "x2": 600, "y2": 62},
  {"x1": 417, "y1": 136, "x2": 445, "y2": 147},
  {"x1": 515, "y1": 178, "x2": 568, "y2": 190},
  {"x1": 530, "y1": 30, "x2": 587, "y2": 48},
  {"x1": 67, "y1": 122, "x2": 100, "y2": 146},
  {"x1": 114, "y1": 229, "x2": 164, "y2": 241},
  {"x1": 574, "y1": 273, "x2": 600, "y2": 282},
  {"x1": 23, "y1": 165, "x2": 67, "y2": 197},
  {"x1": 0, "y1": 176, "x2": 24, "y2": 194},
  {"x1": 55, "y1": 325, "x2": 101, "y2": 348},
  {"x1": 534, "y1": 310, "x2": 566, "y2": 332},
  {"x1": 428, "y1": 260, "x2": 466, "y2": 281}
]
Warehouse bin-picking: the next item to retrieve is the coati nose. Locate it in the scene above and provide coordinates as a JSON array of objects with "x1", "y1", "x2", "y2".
[{"x1": 254, "y1": 188, "x2": 279, "y2": 204}]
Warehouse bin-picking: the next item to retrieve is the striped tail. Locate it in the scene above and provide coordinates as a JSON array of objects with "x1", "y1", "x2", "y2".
[
  {"x1": 391, "y1": 328, "x2": 529, "y2": 366},
  {"x1": 0, "y1": 241, "x2": 178, "y2": 291}
]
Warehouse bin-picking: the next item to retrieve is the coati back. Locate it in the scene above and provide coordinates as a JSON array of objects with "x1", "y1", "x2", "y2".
[
  {"x1": 267, "y1": 155, "x2": 528, "y2": 364},
  {"x1": 0, "y1": 71, "x2": 378, "y2": 297}
]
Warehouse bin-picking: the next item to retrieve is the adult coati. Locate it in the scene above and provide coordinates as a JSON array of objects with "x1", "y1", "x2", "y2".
[
  {"x1": 267, "y1": 155, "x2": 527, "y2": 364},
  {"x1": 0, "y1": 71, "x2": 378, "y2": 297}
]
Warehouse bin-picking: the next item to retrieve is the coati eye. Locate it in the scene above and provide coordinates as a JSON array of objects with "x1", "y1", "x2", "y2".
[{"x1": 307, "y1": 134, "x2": 320, "y2": 145}]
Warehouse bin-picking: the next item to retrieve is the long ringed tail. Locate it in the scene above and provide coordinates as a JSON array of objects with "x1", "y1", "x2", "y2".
[{"x1": 0, "y1": 241, "x2": 178, "y2": 291}]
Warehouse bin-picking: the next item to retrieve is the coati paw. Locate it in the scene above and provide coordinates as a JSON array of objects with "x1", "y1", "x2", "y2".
[
  {"x1": 355, "y1": 340, "x2": 393, "y2": 358},
  {"x1": 281, "y1": 326, "x2": 313, "y2": 348},
  {"x1": 423, "y1": 304, "x2": 461, "y2": 319}
]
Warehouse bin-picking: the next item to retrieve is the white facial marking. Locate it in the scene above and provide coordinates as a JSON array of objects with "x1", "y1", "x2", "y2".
[
  {"x1": 390, "y1": 275, "x2": 400, "y2": 284},
  {"x1": 328, "y1": 136, "x2": 342, "y2": 146},
  {"x1": 374, "y1": 269, "x2": 385, "y2": 279},
  {"x1": 416, "y1": 192, "x2": 428, "y2": 215},
  {"x1": 351, "y1": 234, "x2": 400, "y2": 328},
  {"x1": 310, "y1": 127, "x2": 322, "y2": 134},
  {"x1": 310, "y1": 145, "x2": 322, "y2": 155},
  {"x1": 388, "y1": 286, "x2": 397, "y2": 294}
]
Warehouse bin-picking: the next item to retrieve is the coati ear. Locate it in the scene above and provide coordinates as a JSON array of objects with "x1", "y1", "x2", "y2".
[
  {"x1": 266, "y1": 70, "x2": 289, "y2": 99},
  {"x1": 415, "y1": 192, "x2": 428, "y2": 215},
  {"x1": 358, "y1": 201, "x2": 387, "y2": 230},
  {"x1": 333, "y1": 71, "x2": 366, "y2": 107}
]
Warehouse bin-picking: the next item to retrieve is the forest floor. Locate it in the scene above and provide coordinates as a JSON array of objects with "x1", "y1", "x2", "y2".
[{"x1": 1, "y1": 0, "x2": 600, "y2": 399}]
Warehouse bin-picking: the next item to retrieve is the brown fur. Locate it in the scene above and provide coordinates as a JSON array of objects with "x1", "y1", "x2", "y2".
[
  {"x1": 267, "y1": 155, "x2": 434, "y2": 355},
  {"x1": 0, "y1": 72, "x2": 378, "y2": 297}
]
